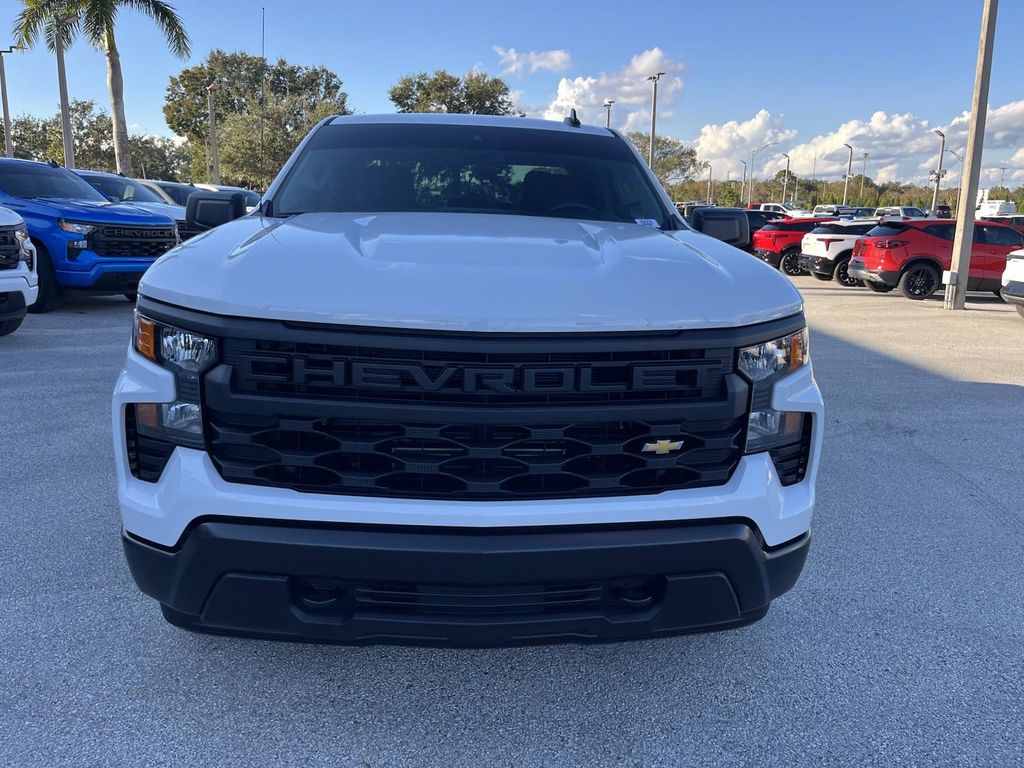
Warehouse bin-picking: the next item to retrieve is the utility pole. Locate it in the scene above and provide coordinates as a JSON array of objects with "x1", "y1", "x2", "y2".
[
  {"x1": 207, "y1": 81, "x2": 220, "y2": 183},
  {"x1": 930, "y1": 130, "x2": 946, "y2": 215},
  {"x1": 781, "y1": 153, "x2": 790, "y2": 203},
  {"x1": 740, "y1": 160, "x2": 747, "y2": 204},
  {"x1": 841, "y1": 143, "x2": 853, "y2": 206},
  {"x1": 646, "y1": 73, "x2": 665, "y2": 168},
  {"x1": 948, "y1": 149, "x2": 965, "y2": 213},
  {"x1": 748, "y1": 142, "x2": 776, "y2": 205},
  {"x1": 946, "y1": 0, "x2": 999, "y2": 311},
  {"x1": 997, "y1": 166, "x2": 1008, "y2": 190},
  {"x1": 0, "y1": 45, "x2": 24, "y2": 158},
  {"x1": 603, "y1": 99, "x2": 614, "y2": 128},
  {"x1": 860, "y1": 153, "x2": 869, "y2": 201},
  {"x1": 705, "y1": 162, "x2": 712, "y2": 204},
  {"x1": 811, "y1": 154, "x2": 817, "y2": 204}
]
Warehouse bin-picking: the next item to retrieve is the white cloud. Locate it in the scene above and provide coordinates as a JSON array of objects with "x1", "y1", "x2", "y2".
[
  {"x1": 537, "y1": 48, "x2": 683, "y2": 130},
  {"x1": 692, "y1": 110, "x2": 797, "y2": 179},
  {"x1": 494, "y1": 46, "x2": 571, "y2": 77}
]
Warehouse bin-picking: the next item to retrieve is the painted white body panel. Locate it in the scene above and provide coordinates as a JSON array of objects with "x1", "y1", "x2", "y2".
[
  {"x1": 113, "y1": 347, "x2": 823, "y2": 548},
  {"x1": 0, "y1": 209, "x2": 39, "y2": 308},
  {"x1": 1001, "y1": 249, "x2": 1024, "y2": 294},
  {"x1": 800, "y1": 220, "x2": 872, "y2": 262},
  {"x1": 139, "y1": 213, "x2": 802, "y2": 332}
]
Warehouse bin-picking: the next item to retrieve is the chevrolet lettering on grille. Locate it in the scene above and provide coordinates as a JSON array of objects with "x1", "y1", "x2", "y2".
[{"x1": 240, "y1": 356, "x2": 706, "y2": 394}]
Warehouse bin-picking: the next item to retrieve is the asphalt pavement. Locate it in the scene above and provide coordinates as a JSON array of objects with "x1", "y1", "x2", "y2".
[{"x1": 1, "y1": 282, "x2": 1021, "y2": 767}]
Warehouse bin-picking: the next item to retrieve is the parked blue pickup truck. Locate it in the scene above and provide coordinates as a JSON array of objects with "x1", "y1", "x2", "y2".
[{"x1": 0, "y1": 158, "x2": 179, "y2": 312}]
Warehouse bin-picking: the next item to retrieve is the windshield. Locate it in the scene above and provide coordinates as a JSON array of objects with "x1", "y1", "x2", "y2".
[
  {"x1": 156, "y1": 182, "x2": 195, "y2": 206},
  {"x1": 0, "y1": 163, "x2": 107, "y2": 202},
  {"x1": 904, "y1": 207, "x2": 926, "y2": 218},
  {"x1": 273, "y1": 123, "x2": 670, "y2": 227},
  {"x1": 80, "y1": 174, "x2": 164, "y2": 204}
]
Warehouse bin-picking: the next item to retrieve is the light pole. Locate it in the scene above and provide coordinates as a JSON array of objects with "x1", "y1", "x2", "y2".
[
  {"x1": 646, "y1": 72, "x2": 665, "y2": 168},
  {"x1": 841, "y1": 143, "x2": 854, "y2": 206},
  {"x1": 947, "y1": 149, "x2": 964, "y2": 212},
  {"x1": 946, "y1": 0, "x2": 998, "y2": 311},
  {"x1": 860, "y1": 152, "x2": 869, "y2": 201},
  {"x1": 603, "y1": 99, "x2": 615, "y2": 128},
  {"x1": 704, "y1": 161, "x2": 713, "y2": 204},
  {"x1": 748, "y1": 142, "x2": 775, "y2": 205},
  {"x1": 740, "y1": 159, "x2": 747, "y2": 203},
  {"x1": 781, "y1": 153, "x2": 790, "y2": 203},
  {"x1": 930, "y1": 130, "x2": 946, "y2": 215},
  {"x1": 997, "y1": 166, "x2": 1008, "y2": 190},
  {"x1": 0, "y1": 45, "x2": 25, "y2": 158},
  {"x1": 207, "y1": 80, "x2": 220, "y2": 184}
]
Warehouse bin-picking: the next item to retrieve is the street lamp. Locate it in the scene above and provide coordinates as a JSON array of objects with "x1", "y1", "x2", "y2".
[
  {"x1": 860, "y1": 152, "x2": 869, "y2": 201},
  {"x1": 704, "y1": 161, "x2": 713, "y2": 204},
  {"x1": 997, "y1": 166, "x2": 1008, "y2": 190},
  {"x1": 206, "y1": 80, "x2": 220, "y2": 184},
  {"x1": 781, "y1": 153, "x2": 790, "y2": 204},
  {"x1": 841, "y1": 143, "x2": 854, "y2": 206},
  {"x1": 0, "y1": 44, "x2": 25, "y2": 158},
  {"x1": 947, "y1": 149, "x2": 964, "y2": 212},
  {"x1": 603, "y1": 99, "x2": 615, "y2": 128},
  {"x1": 930, "y1": 130, "x2": 946, "y2": 215},
  {"x1": 748, "y1": 142, "x2": 775, "y2": 205},
  {"x1": 740, "y1": 159, "x2": 747, "y2": 202},
  {"x1": 646, "y1": 72, "x2": 665, "y2": 168}
]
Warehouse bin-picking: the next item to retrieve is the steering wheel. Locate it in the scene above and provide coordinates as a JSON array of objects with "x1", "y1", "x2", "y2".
[{"x1": 548, "y1": 203, "x2": 601, "y2": 218}]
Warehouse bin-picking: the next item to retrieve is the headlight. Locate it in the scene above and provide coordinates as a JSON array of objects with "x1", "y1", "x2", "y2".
[
  {"x1": 14, "y1": 225, "x2": 28, "y2": 245},
  {"x1": 738, "y1": 329, "x2": 809, "y2": 382},
  {"x1": 739, "y1": 328, "x2": 812, "y2": 483},
  {"x1": 58, "y1": 220, "x2": 97, "y2": 235},
  {"x1": 131, "y1": 312, "x2": 218, "y2": 449}
]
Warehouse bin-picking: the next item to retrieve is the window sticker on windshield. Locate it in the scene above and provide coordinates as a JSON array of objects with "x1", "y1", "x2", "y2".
[{"x1": 635, "y1": 218, "x2": 659, "y2": 227}]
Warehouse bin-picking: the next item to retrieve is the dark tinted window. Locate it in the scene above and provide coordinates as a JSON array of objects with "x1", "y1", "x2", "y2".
[
  {"x1": 922, "y1": 223, "x2": 955, "y2": 241},
  {"x1": 979, "y1": 224, "x2": 1024, "y2": 246},
  {"x1": 811, "y1": 223, "x2": 873, "y2": 235},
  {"x1": 745, "y1": 211, "x2": 767, "y2": 228},
  {"x1": 274, "y1": 123, "x2": 670, "y2": 227},
  {"x1": 866, "y1": 223, "x2": 910, "y2": 237},
  {"x1": 761, "y1": 220, "x2": 822, "y2": 233},
  {"x1": 155, "y1": 181, "x2": 195, "y2": 206},
  {"x1": 78, "y1": 173, "x2": 164, "y2": 204},
  {"x1": 0, "y1": 163, "x2": 107, "y2": 201}
]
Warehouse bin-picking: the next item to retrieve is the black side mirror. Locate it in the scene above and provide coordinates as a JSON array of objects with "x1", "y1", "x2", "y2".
[{"x1": 185, "y1": 190, "x2": 247, "y2": 233}]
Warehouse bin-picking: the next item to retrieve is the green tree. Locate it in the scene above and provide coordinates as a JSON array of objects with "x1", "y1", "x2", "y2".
[
  {"x1": 717, "y1": 183, "x2": 741, "y2": 207},
  {"x1": 625, "y1": 132, "x2": 698, "y2": 185},
  {"x1": 15, "y1": 0, "x2": 190, "y2": 176},
  {"x1": 388, "y1": 69, "x2": 521, "y2": 115},
  {"x1": 130, "y1": 135, "x2": 190, "y2": 180}
]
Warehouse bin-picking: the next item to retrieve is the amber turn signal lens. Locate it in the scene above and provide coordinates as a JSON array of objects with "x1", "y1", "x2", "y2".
[
  {"x1": 135, "y1": 403, "x2": 160, "y2": 430},
  {"x1": 135, "y1": 315, "x2": 157, "y2": 361}
]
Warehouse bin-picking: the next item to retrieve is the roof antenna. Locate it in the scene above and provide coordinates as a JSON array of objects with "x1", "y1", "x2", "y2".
[{"x1": 563, "y1": 108, "x2": 581, "y2": 128}]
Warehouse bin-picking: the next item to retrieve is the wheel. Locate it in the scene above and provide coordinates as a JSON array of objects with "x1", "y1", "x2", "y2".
[
  {"x1": 811, "y1": 272, "x2": 832, "y2": 281},
  {"x1": 898, "y1": 264, "x2": 940, "y2": 300},
  {"x1": 27, "y1": 241, "x2": 62, "y2": 314},
  {"x1": 0, "y1": 317, "x2": 23, "y2": 336},
  {"x1": 833, "y1": 257, "x2": 862, "y2": 288},
  {"x1": 123, "y1": 292, "x2": 138, "y2": 303},
  {"x1": 779, "y1": 250, "x2": 804, "y2": 277},
  {"x1": 864, "y1": 281, "x2": 895, "y2": 293}
]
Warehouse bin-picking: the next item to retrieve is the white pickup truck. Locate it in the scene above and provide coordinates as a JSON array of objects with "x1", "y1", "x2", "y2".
[
  {"x1": 0, "y1": 207, "x2": 38, "y2": 337},
  {"x1": 112, "y1": 114, "x2": 823, "y2": 646}
]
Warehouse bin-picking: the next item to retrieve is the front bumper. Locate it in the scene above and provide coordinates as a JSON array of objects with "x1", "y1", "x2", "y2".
[
  {"x1": 56, "y1": 255, "x2": 154, "y2": 291},
  {"x1": 798, "y1": 254, "x2": 835, "y2": 277},
  {"x1": 0, "y1": 262, "x2": 39, "y2": 314},
  {"x1": 847, "y1": 258, "x2": 898, "y2": 286},
  {"x1": 124, "y1": 519, "x2": 810, "y2": 646},
  {"x1": 1000, "y1": 279, "x2": 1024, "y2": 306}
]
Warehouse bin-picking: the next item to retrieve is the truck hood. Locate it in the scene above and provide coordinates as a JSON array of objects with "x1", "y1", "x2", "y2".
[
  {"x1": 0, "y1": 206, "x2": 24, "y2": 228},
  {"x1": 122, "y1": 201, "x2": 187, "y2": 222},
  {"x1": 140, "y1": 212, "x2": 803, "y2": 332},
  {"x1": 18, "y1": 197, "x2": 177, "y2": 225}
]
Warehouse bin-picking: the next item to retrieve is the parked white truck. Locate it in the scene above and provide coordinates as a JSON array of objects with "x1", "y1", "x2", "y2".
[
  {"x1": 0, "y1": 207, "x2": 38, "y2": 336},
  {"x1": 113, "y1": 114, "x2": 823, "y2": 646}
]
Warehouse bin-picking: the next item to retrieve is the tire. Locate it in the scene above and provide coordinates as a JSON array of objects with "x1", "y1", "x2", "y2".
[
  {"x1": 898, "y1": 263, "x2": 940, "y2": 300},
  {"x1": 779, "y1": 250, "x2": 804, "y2": 277},
  {"x1": 992, "y1": 290, "x2": 1004, "y2": 302},
  {"x1": 811, "y1": 272, "x2": 832, "y2": 281},
  {"x1": 124, "y1": 292, "x2": 138, "y2": 303},
  {"x1": 864, "y1": 281, "x2": 895, "y2": 293},
  {"x1": 27, "y1": 241, "x2": 62, "y2": 314},
  {"x1": 0, "y1": 317, "x2": 23, "y2": 336},
  {"x1": 833, "y1": 257, "x2": 862, "y2": 288}
]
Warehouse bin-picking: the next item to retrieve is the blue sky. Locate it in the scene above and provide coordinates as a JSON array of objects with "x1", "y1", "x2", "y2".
[{"x1": 2, "y1": 0, "x2": 1023, "y2": 185}]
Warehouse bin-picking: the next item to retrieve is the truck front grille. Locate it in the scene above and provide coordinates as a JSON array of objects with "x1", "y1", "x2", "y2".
[
  {"x1": 205, "y1": 412, "x2": 745, "y2": 501},
  {"x1": 87, "y1": 226, "x2": 177, "y2": 258},
  {"x1": 0, "y1": 230, "x2": 20, "y2": 270}
]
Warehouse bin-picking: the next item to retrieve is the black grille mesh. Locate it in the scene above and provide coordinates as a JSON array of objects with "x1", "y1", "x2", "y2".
[
  {"x1": 206, "y1": 411, "x2": 745, "y2": 500},
  {"x1": 0, "y1": 230, "x2": 20, "y2": 270},
  {"x1": 88, "y1": 226, "x2": 177, "y2": 258}
]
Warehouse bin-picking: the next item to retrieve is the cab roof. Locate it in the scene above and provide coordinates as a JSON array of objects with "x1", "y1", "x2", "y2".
[{"x1": 326, "y1": 112, "x2": 616, "y2": 137}]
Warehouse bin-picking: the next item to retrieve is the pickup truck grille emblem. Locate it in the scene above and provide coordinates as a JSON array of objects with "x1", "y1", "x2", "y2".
[{"x1": 642, "y1": 439, "x2": 685, "y2": 455}]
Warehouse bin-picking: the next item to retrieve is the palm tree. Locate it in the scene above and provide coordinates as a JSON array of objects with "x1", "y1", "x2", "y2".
[{"x1": 15, "y1": 0, "x2": 190, "y2": 175}]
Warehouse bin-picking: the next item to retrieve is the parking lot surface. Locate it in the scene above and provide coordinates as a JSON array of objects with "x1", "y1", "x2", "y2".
[{"x1": 1, "y1": 282, "x2": 1022, "y2": 767}]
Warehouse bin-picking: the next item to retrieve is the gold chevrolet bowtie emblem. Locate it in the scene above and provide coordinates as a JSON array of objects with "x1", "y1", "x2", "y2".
[{"x1": 642, "y1": 439, "x2": 685, "y2": 455}]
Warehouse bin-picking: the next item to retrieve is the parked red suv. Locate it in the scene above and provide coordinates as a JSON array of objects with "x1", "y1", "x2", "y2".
[
  {"x1": 752, "y1": 218, "x2": 836, "y2": 276},
  {"x1": 848, "y1": 219, "x2": 1024, "y2": 299}
]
